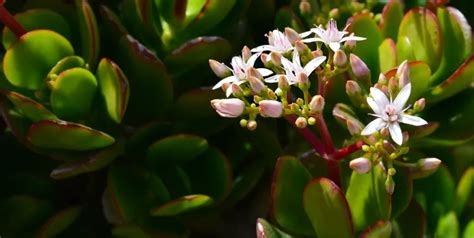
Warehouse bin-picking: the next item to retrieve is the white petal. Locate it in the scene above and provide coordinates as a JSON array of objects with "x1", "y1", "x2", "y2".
[
  {"x1": 398, "y1": 114, "x2": 428, "y2": 126},
  {"x1": 367, "y1": 97, "x2": 382, "y2": 115},
  {"x1": 303, "y1": 56, "x2": 326, "y2": 75},
  {"x1": 292, "y1": 50, "x2": 301, "y2": 67},
  {"x1": 328, "y1": 42, "x2": 341, "y2": 52},
  {"x1": 313, "y1": 28, "x2": 325, "y2": 38},
  {"x1": 341, "y1": 36, "x2": 367, "y2": 42},
  {"x1": 393, "y1": 83, "x2": 411, "y2": 112},
  {"x1": 257, "y1": 68, "x2": 273, "y2": 77},
  {"x1": 247, "y1": 53, "x2": 261, "y2": 67},
  {"x1": 264, "y1": 75, "x2": 282, "y2": 83},
  {"x1": 299, "y1": 30, "x2": 313, "y2": 38},
  {"x1": 370, "y1": 87, "x2": 390, "y2": 108},
  {"x1": 212, "y1": 76, "x2": 237, "y2": 90},
  {"x1": 302, "y1": 38, "x2": 325, "y2": 43},
  {"x1": 251, "y1": 45, "x2": 276, "y2": 53},
  {"x1": 361, "y1": 118, "x2": 386, "y2": 135},
  {"x1": 389, "y1": 122, "x2": 403, "y2": 145},
  {"x1": 226, "y1": 85, "x2": 233, "y2": 97}
]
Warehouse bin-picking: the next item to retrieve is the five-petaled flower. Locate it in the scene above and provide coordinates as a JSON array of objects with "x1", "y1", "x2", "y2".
[
  {"x1": 251, "y1": 29, "x2": 294, "y2": 54},
  {"x1": 300, "y1": 19, "x2": 366, "y2": 52},
  {"x1": 361, "y1": 83, "x2": 427, "y2": 145}
]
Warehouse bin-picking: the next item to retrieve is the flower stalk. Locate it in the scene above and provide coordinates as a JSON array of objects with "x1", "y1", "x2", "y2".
[{"x1": 0, "y1": 1, "x2": 27, "y2": 38}]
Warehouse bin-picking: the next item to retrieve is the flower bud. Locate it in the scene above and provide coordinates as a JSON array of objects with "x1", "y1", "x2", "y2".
[
  {"x1": 334, "y1": 49, "x2": 347, "y2": 67},
  {"x1": 308, "y1": 117, "x2": 316, "y2": 125},
  {"x1": 278, "y1": 75, "x2": 290, "y2": 91},
  {"x1": 346, "y1": 119, "x2": 363, "y2": 135},
  {"x1": 329, "y1": 8, "x2": 340, "y2": 19},
  {"x1": 259, "y1": 100, "x2": 283, "y2": 118},
  {"x1": 350, "y1": 54, "x2": 370, "y2": 81},
  {"x1": 240, "y1": 119, "x2": 248, "y2": 127},
  {"x1": 350, "y1": 157, "x2": 372, "y2": 174},
  {"x1": 285, "y1": 27, "x2": 301, "y2": 44},
  {"x1": 414, "y1": 98, "x2": 426, "y2": 112},
  {"x1": 297, "y1": 72, "x2": 309, "y2": 87},
  {"x1": 248, "y1": 76, "x2": 265, "y2": 94},
  {"x1": 260, "y1": 53, "x2": 269, "y2": 64},
  {"x1": 211, "y1": 99, "x2": 245, "y2": 118},
  {"x1": 382, "y1": 140, "x2": 396, "y2": 153},
  {"x1": 402, "y1": 131, "x2": 410, "y2": 144},
  {"x1": 295, "y1": 40, "x2": 309, "y2": 54},
  {"x1": 388, "y1": 76, "x2": 398, "y2": 95},
  {"x1": 378, "y1": 73, "x2": 387, "y2": 85},
  {"x1": 397, "y1": 60, "x2": 410, "y2": 88},
  {"x1": 247, "y1": 67, "x2": 263, "y2": 80},
  {"x1": 299, "y1": 0, "x2": 311, "y2": 15},
  {"x1": 345, "y1": 80, "x2": 361, "y2": 96},
  {"x1": 380, "y1": 127, "x2": 389, "y2": 138},
  {"x1": 209, "y1": 59, "x2": 231, "y2": 78},
  {"x1": 419, "y1": 158, "x2": 441, "y2": 171},
  {"x1": 242, "y1": 46, "x2": 251, "y2": 62},
  {"x1": 231, "y1": 84, "x2": 243, "y2": 97},
  {"x1": 312, "y1": 49, "x2": 324, "y2": 58},
  {"x1": 385, "y1": 175, "x2": 395, "y2": 195},
  {"x1": 309, "y1": 95, "x2": 325, "y2": 113},
  {"x1": 344, "y1": 33, "x2": 357, "y2": 50},
  {"x1": 295, "y1": 117, "x2": 307, "y2": 128},
  {"x1": 247, "y1": 120, "x2": 257, "y2": 130},
  {"x1": 270, "y1": 52, "x2": 282, "y2": 66}
]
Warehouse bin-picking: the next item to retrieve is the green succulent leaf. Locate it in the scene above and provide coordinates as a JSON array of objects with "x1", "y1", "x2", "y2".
[
  {"x1": 380, "y1": 0, "x2": 403, "y2": 41},
  {"x1": 150, "y1": 194, "x2": 213, "y2": 217},
  {"x1": 384, "y1": 61, "x2": 432, "y2": 102},
  {"x1": 27, "y1": 120, "x2": 115, "y2": 151},
  {"x1": 256, "y1": 218, "x2": 292, "y2": 238},
  {"x1": 76, "y1": 0, "x2": 100, "y2": 68},
  {"x1": 435, "y1": 211, "x2": 459, "y2": 238},
  {"x1": 47, "y1": 56, "x2": 86, "y2": 78},
  {"x1": 271, "y1": 156, "x2": 314, "y2": 236},
  {"x1": 2, "y1": 8, "x2": 71, "y2": 49},
  {"x1": 346, "y1": 164, "x2": 391, "y2": 232},
  {"x1": 96, "y1": 58, "x2": 130, "y2": 123},
  {"x1": 359, "y1": 221, "x2": 392, "y2": 238},
  {"x1": 224, "y1": 159, "x2": 265, "y2": 208},
  {"x1": 146, "y1": 134, "x2": 208, "y2": 166},
  {"x1": 393, "y1": 199, "x2": 426, "y2": 238},
  {"x1": 303, "y1": 177, "x2": 353, "y2": 238},
  {"x1": 3, "y1": 30, "x2": 74, "y2": 90},
  {"x1": 378, "y1": 38, "x2": 398, "y2": 73},
  {"x1": 35, "y1": 206, "x2": 81, "y2": 238},
  {"x1": 390, "y1": 169, "x2": 413, "y2": 219},
  {"x1": 446, "y1": 7, "x2": 472, "y2": 59},
  {"x1": 463, "y1": 220, "x2": 474, "y2": 238},
  {"x1": 158, "y1": 166, "x2": 192, "y2": 198},
  {"x1": 397, "y1": 8, "x2": 442, "y2": 72},
  {"x1": 454, "y1": 167, "x2": 474, "y2": 215},
  {"x1": 4, "y1": 91, "x2": 57, "y2": 122}
]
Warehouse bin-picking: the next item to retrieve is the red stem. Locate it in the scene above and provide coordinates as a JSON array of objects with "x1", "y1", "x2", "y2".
[
  {"x1": 334, "y1": 140, "x2": 364, "y2": 161},
  {"x1": 286, "y1": 115, "x2": 326, "y2": 155},
  {"x1": 0, "y1": 3, "x2": 27, "y2": 38},
  {"x1": 316, "y1": 115, "x2": 335, "y2": 154}
]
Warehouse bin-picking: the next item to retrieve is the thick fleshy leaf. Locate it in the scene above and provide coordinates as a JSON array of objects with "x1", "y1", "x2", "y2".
[
  {"x1": 112, "y1": 220, "x2": 188, "y2": 238},
  {"x1": 4, "y1": 91, "x2": 57, "y2": 122},
  {"x1": 397, "y1": 8, "x2": 442, "y2": 71},
  {"x1": 107, "y1": 163, "x2": 171, "y2": 223},
  {"x1": 346, "y1": 164, "x2": 391, "y2": 232},
  {"x1": 446, "y1": 7, "x2": 472, "y2": 59},
  {"x1": 119, "y1": 0, "x2": 159, "y2": 47},
  {"x1": 256, "y1": 218, "x2": 292, "y2": 238},
  {"x1": 360, "y1": 221, "x2": 392, "y2": 238},
  {"x1": 2, "y1": 9, "x2": 71, "y2": 49},
  {"x1": 428, "y1": 54, "x2": 474, "y2": 103},
  {"x1": 435, "y1": 211, "x2": 459, "y2": 238},
  {"x1": 27, "y1": 120, "x2": 115, "y2": 151},
  {"x1": 332, "y1": 103, "x2": 364, "y2": 129},
  {"x1": 455, "y1": 167, "x2": 474, "y2": 215},
  {"x1": 157, "y1": 166, "x2": 192, "y2": 198},
  {"x1": 384, "y1": 61, "x2": 432, "y2": 102},
  {"x1": 380, "y1": 0, "x2": 403, "y2": 41},
  {"x1": 50, "y1": 67, "x2": 98, "y2": 119},
  {"x1": 431, "y1": 7, "x2": 468, "y2": 83},
  {"x1": 271, "y1": 156, "x2": 314, "y2": 236},
  {"x1": 96, "y1": 58, "x2": 130, "y2": 123},
  {"x1": 3, "y1": 30, "x2": 74, "y2": 90},
  {"x1": 464, "y1": 220, "x2": 474, "y2": 238},
  {"x1": 146, "y1": 134, "x2": 208, "y2": 166},
  {"x1": 224, "y1": 159, "x2": 265, "y2": 208},
  {"x1": 184, "y1": 147, "x2": 232, "y2": 203},
  {"x1": 150, "y1": 195, "x2": 213, "y2": 216},
  {"x1": 47, "y1": 56, "x2": 86, "y2": 78},
  {"x1": 378, "y1": 38, "x2": 398, "y2": 73},
  {"x1": 391, "y1": 169, "x2": 413, "y2": 219},
  {"x1": 303, "y1": 177, "x2": 353, "y2": 238},
  {"x1": 348, "y1": 13, "x2": 384, "y2": 81},
  {"x1": 50, "y1": 138, "x2": 124, "y2": 179},
  {"x1": 393, "y1": 199, "x2": 426, "y2": 238},
  {"x1": 76, "y1": 0, "x2": 100, "y2": 68},
  {"x1": 117, "y1": 35, "x2": 173, "y2": 123},
  {"x1": 36, "y1": 206, "x2": 81, "y2": 238},
  {"x1": 413, "y1": 165, "x2": 455, "y2": 231}
]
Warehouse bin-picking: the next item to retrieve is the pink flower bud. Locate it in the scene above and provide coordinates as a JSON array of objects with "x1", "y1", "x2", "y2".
[
  {"x1": 231, "y1": 84, "x2": 243, "y2": 97},
  {"x1": 278, "y1": 75, "x2": 290, "y2": 90},
  {"x1": 378, "y1": 73, "x2": 387, "y2": 85},
  {"x1": 295, "y1": 40, "x2": 308, "y2": 53},
  {"x1": 385, "y1": 175, "x2": 395, "y2": 195},
  {"x1": 261, "y1": 53, "x2": 269, "y2": 64},
  {"x1": 345, "y1": 80, "x2": 361, "y2": 96},
  {"x1": 344, "y1": 33, "x2": 357, "y2": 49},
  {"x1": 388, "y1": 76, "x2": 398, "y2": 94},
  {"x1": 312, "y1": 49, "x2": 324, "y2": 58},
  {"x1": 349, "y1": 157, "x2": 372, "y2": 174},
  {"x1": 397, "y1": 60, "x2": 410, "y2": 88},
  {"x1": 247, "y1": 67, "x2": 263, "y2": 80},
  {"x1": 211, "y1": 98, "x2": 245, "y2": 118},
  {"x1": 350, "y1": 54, "x2": 370, "y2": 80},
  {"x1": 259, "y1": 100, "x2": 283, "y2": 118},
  {"x1": 285, "y1": 27, "x2": 301, "y2": 44},
  {"x1": 248, "y1": 76, "x2": 265, "y2": 94},
  {"x1": 346, "y1": 119, "x2": 363, "y2": 135},
  {"x1": 299, "y1": 0, "x2": 311, "y2": 15},
  {"x1": 295, "y1": 117, "x2": 307, "y2": 128},
  {"x1": 209, "y1": 59, "x2": 231, "y2": 78},
  {"x1": 242, "y1": 46, "x2": 251, "y2": 62},
  {"x1": 247, "y1": 120, "x2": 258, "y2": 130},
  {"x1": 309, "y1": 95, "x2": 325, "y2": 113},
  {"x1": 297, "y1": 72, "x2": 309, "y2": 87},
  {"x1": 414, "y1": 98, "x2": 426, "y2": 112},
  {"x1": 419, "y1": 158, "x2": 441, "y2": 171},
  {"x1": 334, "y1": 49, "x2": 347, "y2": 67},
  {"x1": 270, "y1": 52, "x2": 282, "y2": 66}
]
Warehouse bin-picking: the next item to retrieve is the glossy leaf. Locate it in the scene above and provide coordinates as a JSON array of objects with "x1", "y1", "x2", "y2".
[
  {"x1": 455, "y1": 167, "x2": 474, "y2": 215},
  {"x1": 378, "y1": 38, "x2": 398, "y2": 73},
  {"x1": 346, "y1": 164, "x2": 391, "y2": 231},
  {"x1": 5, "y1": 91, "x2": 57, "y2": 122},
  {"x1": 36, "y1": 206, "x2": 81, "y2": 238},
  {"x1": 256, "y1": 218, "x2": 292, "y2": 238},
  {"x1": 380, "y1": 0, "x2": 403, "y2": 41},
  {"x1": 146, "y1": 134, "x2": 208, "y2": 166},
  {"x1": 435, "y1": 211, "x2": 459, "y2": 238},
  {"x1": 394, "y1": 199, "x2": 426, "y2": 238},
  {"x1": 271, "y1": 156, "x2": 314, "y2": 236},
  {"x1": 397, "y1": 8, "x2": 442, "y2": 71},
  {"x1": 184, "y1": 147, "x2": 233, "y2": 203},
  {"x1": 2, "y1": 9, "x2": 71, "y2": 49},
  {"x1": 50, "y1": 67, "x2": 98, "y2": 119},
  {"x1": 385, "y1": 61, "x2": 432, "y2": 102},
  {"x1": 447, "y1": 7, "x2": 472, "y2": 59},
  {"x1": 3, "y1": 30, "x2": 74, "y2": 90},
  {"x1": 224, "y1": 159, "x2": 265, "y2": 208},
  {"x1": 360, "y1": 221, "x2": 392, "y2": 238},
  {"x1": 47, "y1": 56, "x2": 86, "y2": 78},
  {"x1": 303, "y1": 177, "x2": 353, "y2": 238},
  {"x1": 158, "y1": 166, "x2": 192, "y2": 198},
  {"x1": 96, "y1": 58, "x2": 130, "y2": 123},
  {"x1": 391, "y1": 169, "x2": 413, "y2": 219},
  {"x1": 76, "y1": 0, "x2": 100, "y2": 68},
  {"x1": 150, "y1": 195, "x2": 213, "y2": 217},
  {"x1": 463, "y1": 220, "x2": 474, "y2": 238},
  {"x1": 348, "y1": 13, "x2": 384, "y2": 81},
  {"x1": 27, "y1": 120, "x2": 115, "y2": 151}
]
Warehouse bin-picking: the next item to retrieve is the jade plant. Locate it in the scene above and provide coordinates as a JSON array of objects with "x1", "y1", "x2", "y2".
[{"x1": 209, "y1": 0, "x2": 474, "y2": 237}]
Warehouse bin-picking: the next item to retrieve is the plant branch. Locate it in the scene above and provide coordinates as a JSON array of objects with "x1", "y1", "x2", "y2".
[
  {"x1": 286, "y1": 115, "x2": 326, "y2": 156},
  {"x1": 334, "y1": 140, "x2": 364, "y2": 161},
  {"x1": 0, "y1": 2, "x2": 27, "y2": 38},
  {"x1": 316, "y1": 114, "x2": 335, "y2": 154}
]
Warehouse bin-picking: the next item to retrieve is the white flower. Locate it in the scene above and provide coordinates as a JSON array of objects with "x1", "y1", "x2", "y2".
[
  {"x1": 251, "y1": 29, "x2": 294, "y2": 54},
  {"x1": 211, "y1": 98, "x2": 245, "y2": 118},
  {"x1": 212, "y1": 52, "x2": 273, "y2": 97},
  {"x1": 259, "y1": 100, "x2": 283, "y2": 118},
  {"x1": 300, "y1": 19, "x2": 366, "y2": 52},
  {"x1": 265, "y1": 50, "x2": 326, "y2": 85},
  {"x1": 350, "y1": 157, "x2": 372, "y2": 174},
  {"x1": 361, "y1": 83, "x2": 428, "y2": 145}
]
